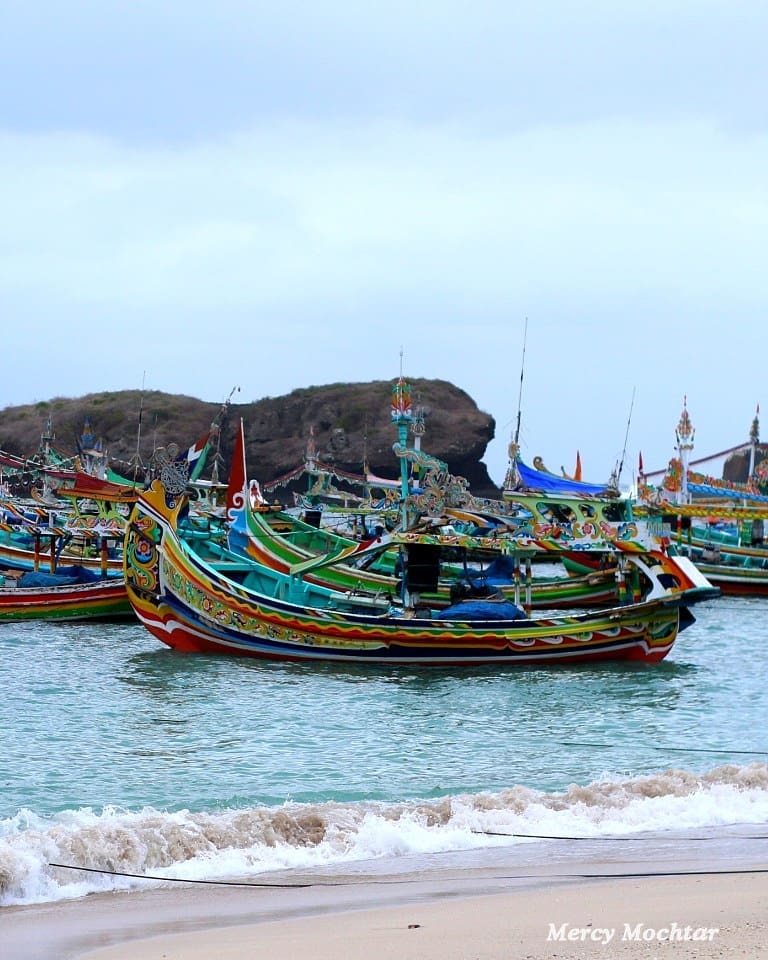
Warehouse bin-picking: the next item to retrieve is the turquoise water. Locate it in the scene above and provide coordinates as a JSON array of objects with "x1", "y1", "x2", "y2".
[{"x1": 1, "y1": 596, "x2": 767, "y2": 904}]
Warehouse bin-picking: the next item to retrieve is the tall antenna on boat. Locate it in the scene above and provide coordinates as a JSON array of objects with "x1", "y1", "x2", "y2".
[
  {"x1": 613, "y1": 386, "x2": 636, "y2": 489},
  {"x1": 132, "y1": 372, "x2": 146, "y2": 487},
  {"x1": 210, "y1": 385, "x2": 240, "y2": 484},
  {"x1": 513, "y1": 318, "x2": 528, "y2": 446}
]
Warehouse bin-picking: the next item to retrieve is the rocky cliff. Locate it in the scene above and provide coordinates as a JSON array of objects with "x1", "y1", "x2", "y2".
[{"x1": 0, "y1": 379, "x2": 501, "y2": 497}]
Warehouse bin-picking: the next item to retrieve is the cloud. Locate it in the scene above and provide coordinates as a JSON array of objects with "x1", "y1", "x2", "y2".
[
  {"x1": 1, "y1": 118, "x2": 765, "y2": 308},
  {"x1": 2, "y1": 2, "x2": 767, "y2": 485}
]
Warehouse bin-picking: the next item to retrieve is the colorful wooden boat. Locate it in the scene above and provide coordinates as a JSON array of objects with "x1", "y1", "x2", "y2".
[
  {"x1": 636, "y1": 400, "x2": 768, "y2": 597},
  {"x1": 0, "y1": 472, "x2": 135, "y2": 576},
  {"x1": 0, "y1": 568, "x2": 131, "y2": 622},
  {"x1": 124, "y1": 476, "x2": 714, "y2": 664},
  {"x1": 229, "y1": 490, "x2": 654, "y2": 610},
  {"x1": 124, "y1": 383, "x2": 716, "y2": 665}
]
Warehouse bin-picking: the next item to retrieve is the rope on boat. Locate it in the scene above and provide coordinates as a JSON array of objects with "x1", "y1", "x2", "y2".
[{"x1": 47, "y1": 860, "x2": 768, "y2": 886}]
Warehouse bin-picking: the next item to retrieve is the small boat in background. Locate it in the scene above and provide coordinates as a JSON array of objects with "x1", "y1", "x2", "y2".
[
  {"x1": 0, "y1": 565, "x2": 131, "y2": 622},
  {"x1": 637, "y1": 400, "x2": 768, "y2": 597}
]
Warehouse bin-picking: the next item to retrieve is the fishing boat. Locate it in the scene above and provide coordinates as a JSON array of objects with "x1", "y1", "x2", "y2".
[
  {"x1": 227, "y1": 500, "x2": 625, "y2": 610},
  {"x1": 0, "y1": 484, "x2": 133, "y2": 622},
  {"x1": 236, "y1": 403, "x2": 660, "y2": 611},
  {"x1": 123, "y1": 380, "x2": 716, "y2": 666},
  {"x1": 635, "y1": 400, "x2": 768, "y2": 597},
  {"x1": 229, "y1": 433, "x2": 677, "y2": 612},
  {"x1": 0, "y1": 472, "x2": 135, "y2": 576},
  {"x1": 0, "y1": 566, "x2": 132, "y2": 622}
]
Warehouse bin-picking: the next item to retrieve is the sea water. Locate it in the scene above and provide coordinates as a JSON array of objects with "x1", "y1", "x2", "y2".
[{"x1": 1, "y1": 596, "x2": 767, "y2": 905}]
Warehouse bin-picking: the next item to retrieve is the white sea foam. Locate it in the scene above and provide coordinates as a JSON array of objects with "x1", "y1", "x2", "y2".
[{"x1": 1, "y1": 763, "x2": 766, "y2": 906}]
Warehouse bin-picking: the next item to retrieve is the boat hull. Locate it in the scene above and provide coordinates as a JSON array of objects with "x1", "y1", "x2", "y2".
[
  {"x1": 565, "y1": 549, "x2": 768, "y2": 599},
  {"x1": 129, "y1": 594, "x2": 680, "y2": 664},
  {"x1": 0, "y1": 579, "x2": 132, "y2": 622},
  {"x1": 691, "y1": 564, "x2": 768, "y2": 597}
]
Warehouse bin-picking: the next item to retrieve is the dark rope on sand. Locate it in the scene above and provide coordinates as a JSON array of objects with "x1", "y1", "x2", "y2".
[
  {"x1": 48, "y1": 863, "x2": 316, "y2": 888},
  {"x1": 556, "y1": 741, "x2": 768, "y2": 756},
  {"x1": 473, "y1": 830, "x2": 768, "y2": 841},
  {"x1": 48, "y1": 861, "x2": 768, "y2": 887}
]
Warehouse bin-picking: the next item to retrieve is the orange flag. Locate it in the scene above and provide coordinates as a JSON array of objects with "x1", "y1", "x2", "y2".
[{"x1": 574, "y1": 451, "x2": 582, "y2": 482}]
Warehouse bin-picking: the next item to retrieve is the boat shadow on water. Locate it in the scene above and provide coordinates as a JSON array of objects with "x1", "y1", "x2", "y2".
[{"x1": 121, "y1": 643, "x2": 697, "y2": 695}]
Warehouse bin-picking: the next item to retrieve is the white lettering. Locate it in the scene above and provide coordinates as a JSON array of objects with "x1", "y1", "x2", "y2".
[
  {"x1": 621, "y1": 923, "x2": 720, "y2": 942},
  {"x1": 668, "y1": 923, "x2": 683, "y2": 941},
  {"x1": 547, "y1": 923, "x2": 568, "y2": 941},
  {"x1": 547, "y1": 924, "x2": 615, "y2": 945}
]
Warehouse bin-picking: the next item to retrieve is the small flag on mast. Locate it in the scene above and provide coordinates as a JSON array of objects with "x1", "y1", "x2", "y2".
[{"x1": 182, "y1": 431, "x2": 210, "y2": 470}]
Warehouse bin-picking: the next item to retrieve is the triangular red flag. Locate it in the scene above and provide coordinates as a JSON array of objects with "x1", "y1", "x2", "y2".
[{"x1": 226, "y1": 418, "x2": 248, "y2": 517}]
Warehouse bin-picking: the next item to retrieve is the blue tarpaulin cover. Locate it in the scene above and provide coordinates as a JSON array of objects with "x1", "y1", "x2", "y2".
[
  {"x1": 436, "y1": 600, "x2": 526, "y2": 621},
  {"x1": 18, "y1": 565, "x2": 101, "y2": 588},
  {"x1": 514, "y1": 459, "x2": 612, "y2": 496}
]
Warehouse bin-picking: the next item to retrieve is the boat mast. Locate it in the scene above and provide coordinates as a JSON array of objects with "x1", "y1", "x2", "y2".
[
  {"x1": 193, "y1": 385, "x2": 239, "y2": 484},
  {"x1": 305, "y1": 424, "x2": 317, "y2": 493},
  {"x1": 749, "y1": 404, "x2": 760, "y2": 480},
  {"x1": 391, "y1": 350, "x2": 413, "y2": 528},
  {"x1": 503, "y1": 318, "x2": 527, "y2": 493},
  {"x1": 513, "y1": 317, "x2": 527, "y2": 448},
  {"x1": 410, "y1": 393, "x2": 425, "y2": 489},
  {"x1": 610, "y1": 386, "x2": 636, "y2": 494},
  {"x1": 675, "y1": 397, "x2": 695, "y2": 505},
  {"x1": 131, "y1": 373, "x2": 146, "y2": 487}
]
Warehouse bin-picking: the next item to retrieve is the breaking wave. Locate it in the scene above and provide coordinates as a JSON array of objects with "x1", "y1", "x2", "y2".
[{"x1": 2, "y1": 763, "x2": 767, "y2": 906}]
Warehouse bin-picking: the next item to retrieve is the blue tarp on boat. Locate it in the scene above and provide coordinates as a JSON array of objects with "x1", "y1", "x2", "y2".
[
  {"x1": 436, "y1": 599, "x2": 526, "y2": 621},
  {"x1": 514, "y1": 459, "x2": 613, "y2": 496},
  {"x1": 482, "y1": 555, "x2": 516, "y2": 583},
  {"x1": 687, "y1": 481, "x2": 768, "y2": 504},
  {"x1": 18, "y1": 565, "x2": 101, "y2": 588}
]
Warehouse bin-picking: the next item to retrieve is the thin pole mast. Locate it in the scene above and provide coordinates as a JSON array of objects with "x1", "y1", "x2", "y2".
[
  {"x1": 614, "y1": 386, "x2": 636, "y2": 488},
  {"x1": 513, "y1": 317, "x2": 528, "y2": 445},
  {"x1": 132, "y1": 372, "x2": 146, "y2": 487}
]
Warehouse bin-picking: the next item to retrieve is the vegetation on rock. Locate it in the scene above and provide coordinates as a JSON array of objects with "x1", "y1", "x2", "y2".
[{"x1": 0, "y1": 379, "x2": 501, "y2": 496}]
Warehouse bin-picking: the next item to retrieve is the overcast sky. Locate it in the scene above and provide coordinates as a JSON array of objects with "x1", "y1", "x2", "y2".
[{"x1": 2, "y1": 1, "x2": 766, "y2": 488}]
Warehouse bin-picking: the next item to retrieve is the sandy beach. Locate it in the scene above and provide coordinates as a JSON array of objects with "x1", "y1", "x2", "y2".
[
  {"x1": 67, "y1": 873, "x2": 768, "y2": 960},
  {"x1": 3, "y1": 853, "x2": 767, "y2": 960}
]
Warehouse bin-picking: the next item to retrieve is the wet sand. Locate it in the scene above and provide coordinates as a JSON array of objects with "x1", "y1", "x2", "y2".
[
  {"x1": 79, "y1": 872, "x2": 768, "y2": 960},
  {"x1": 3, "y1": 841, "x2": 768, "y2": 960}
]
